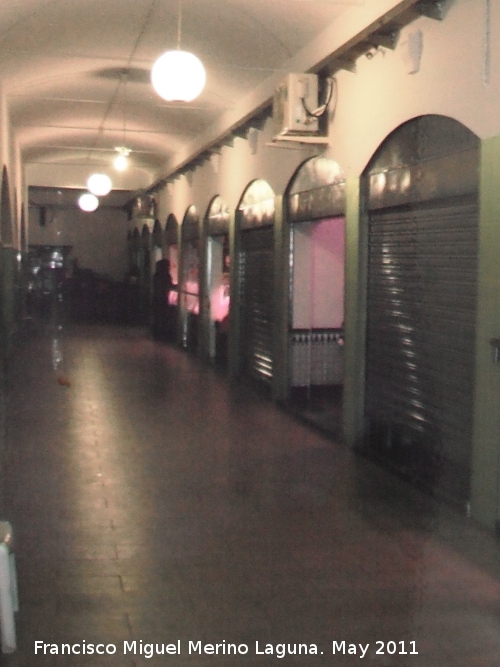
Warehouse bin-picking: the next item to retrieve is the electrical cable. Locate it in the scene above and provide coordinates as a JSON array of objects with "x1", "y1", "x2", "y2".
[{"x1": 300, "y1": 77, "x2": 337, "y2": 119}]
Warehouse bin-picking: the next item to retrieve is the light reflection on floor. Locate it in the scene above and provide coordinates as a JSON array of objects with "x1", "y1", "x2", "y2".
[{"x1": 2, "y1": 323, "x2": 500, "y2": 667}]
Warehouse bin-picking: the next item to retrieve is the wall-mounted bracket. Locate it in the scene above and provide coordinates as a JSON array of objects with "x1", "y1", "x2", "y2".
[
  {"x1": 233, "y1": 126, "x2": 250, "y2": 139},
  {"x1": 416, "y1": 0, "x2": 449, "y2": 21},
  {"x1": 334, "y1": 57, "x2": 357, "y2": 73},
  {"x1": 371, "y1": 29, "x2": 401, "y2": 50},
  {"x1": 221, "y1": 135, "x2": 234, "y2": 148}
]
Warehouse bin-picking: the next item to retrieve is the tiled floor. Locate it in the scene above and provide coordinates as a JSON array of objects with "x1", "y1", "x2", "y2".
[{"x1": 2, "y1": 322, "x2": 500, "y2": 666}]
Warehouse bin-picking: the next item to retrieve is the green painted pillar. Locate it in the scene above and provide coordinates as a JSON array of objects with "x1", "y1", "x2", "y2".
[
  {"x1": 471, "y1": 135, "x2": 500, "y2": 530},
  {"x1": 272, "y1": 195, "x2": 289, "y2": 402},
  {"x1": 198, "y1": 215, "x2": 209, "y2": 362},
  {"x1": 0, "y1": 247, "x2": 15, "y2": 358},
  {"x1": 0, "y1": 246, "x2": 12, "y2": 519},
  {"x1": 342, "y1": 176, "x2": 368, "y2": 447},
  {"x1": 0, "y1": 248, "x2": 4, "y2": 358},
  {"x1": 175, "y1": 221, "x2": 184, "y2": 348},
  {"x1": 227, "y1": 210, "x2": 240, "y2": 378}
]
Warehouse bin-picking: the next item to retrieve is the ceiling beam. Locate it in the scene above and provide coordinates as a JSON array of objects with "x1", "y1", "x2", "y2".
[{"x1": 19, "y1": 124, "x2": 185, "y2": 136}]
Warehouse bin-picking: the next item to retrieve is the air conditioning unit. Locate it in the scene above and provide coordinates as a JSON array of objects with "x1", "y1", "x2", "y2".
[{"x1": 273, "y1": 73, "x2": 319, "y2": 137}]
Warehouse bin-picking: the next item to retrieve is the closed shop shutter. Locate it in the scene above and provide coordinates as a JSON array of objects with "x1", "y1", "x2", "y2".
[
  {"x1": 239, "y1": 227, "x2": 274, "y2": 383},
  {"x1": 365, "y1": 196, "x2": 478, "y2": 503}
]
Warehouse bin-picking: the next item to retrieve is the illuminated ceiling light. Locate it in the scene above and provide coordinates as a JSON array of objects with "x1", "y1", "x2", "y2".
[
  {"x1": 151, "y1": 0, "x2": 206, "y2": 102},
  {"x1": 87, "y1": 173, "x2": 112, "y2": 196},
  {"x1": 78, "y1": 193, "x2": 99, "y2": 212},
  {"x1": 151, "y1": 50, "x2": 206, "y2": 102},
  {"x1": 114, "y1": 154, "x2": 128, "y2": 171},
  {"x1": 114, "y1": 147, "x2": 130, "y2": 172}
]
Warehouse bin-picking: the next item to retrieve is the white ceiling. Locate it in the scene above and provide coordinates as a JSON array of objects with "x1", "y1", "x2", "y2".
[{"x1": 2, "y1": 0, "x2": 369, "y2": 190}]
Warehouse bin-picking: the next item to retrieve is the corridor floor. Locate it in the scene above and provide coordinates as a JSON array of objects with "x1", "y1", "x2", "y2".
[{"x1": 2, "y1": 323, "x2": 500, "y2": 667}]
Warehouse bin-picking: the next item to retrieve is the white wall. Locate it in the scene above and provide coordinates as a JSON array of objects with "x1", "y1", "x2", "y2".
[
  {"x1": 155, "y1": 0, "x2": 500, "y2": 221},
  {"x1": 28, "y1": 205, "x2": 129, "y2": 281},
  {"x1": 292, "y1": 218, "x2": 345, "y2": 330}
]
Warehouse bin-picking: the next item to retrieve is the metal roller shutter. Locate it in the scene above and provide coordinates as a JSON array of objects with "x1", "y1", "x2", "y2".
[
  {"x1": 365, "y1": 197, "x2": 478, "y2": 503},
  {"x1": 239, "y1": 227, "x2": 274, "y2": 383}
]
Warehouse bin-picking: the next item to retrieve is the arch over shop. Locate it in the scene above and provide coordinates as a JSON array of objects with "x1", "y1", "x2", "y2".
[
  {"x1": 361, "y1": 114, "x2": 479, "y2": 507},
  {"x1": 205, "y1": 195, "x2": 231, "y2": 236},
  {"x1": 181, "y1": 205, "x2": 199, "y2": 241},
  {"x1": 165, "y1": 213, "x2": 179, "y2": 243},
  {"x1": 286, "y1": 155, "x2": 345, "y2": 222}
]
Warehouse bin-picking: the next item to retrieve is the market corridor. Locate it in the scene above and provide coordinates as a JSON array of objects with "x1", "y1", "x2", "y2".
[{"x1": 2, "y1": 324, "x2": 500, "y2": 667}]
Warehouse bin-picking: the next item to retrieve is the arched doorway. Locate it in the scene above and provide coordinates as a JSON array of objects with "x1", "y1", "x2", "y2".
[
  {"x1": 361, "y1": 114, "x2": 479, "y2": 507},
  {"x1": 285, "y1": 156, "x2": 346, "y2": 436},
  {"x1": 202, "y1": 195, "x2": 230, "y2": 364},
  {"x1": 179, "y1": 205, "x2": 200, "y2": 352},
  {"x1": 236, "y1": 179, "x2": 275, "y2": 385}
]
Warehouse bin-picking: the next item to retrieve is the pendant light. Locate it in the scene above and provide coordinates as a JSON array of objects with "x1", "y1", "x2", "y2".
[
  {"x1": 78, "y1": 193, "x2": 99, "y2": 212},
  {"x1": 114, "y1": 72, "x2": 131, "y2": 171},
  {"x1": 87, "y1": 173, "x2": 112, "y2": 197},
  {"x1": 151, "y1": 0, "x2": 206, "y2": 102},
  {"x1": 114, "y1": 147, "x2": 130, "y2": 172}
]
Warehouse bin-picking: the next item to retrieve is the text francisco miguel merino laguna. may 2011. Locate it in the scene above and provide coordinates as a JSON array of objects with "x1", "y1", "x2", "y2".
[{"x1": 35, "y1": 639, "x2": 419, "y2": 659}]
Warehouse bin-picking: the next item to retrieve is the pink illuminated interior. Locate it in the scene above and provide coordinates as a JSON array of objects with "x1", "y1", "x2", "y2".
[
  {"x1": 210, "y1": 281, "x2": 230, "y2": 322},
  {"x1": 167, "y1": 245, "x2": 179, "y2": 306},
  {"x1": 168, "y1": 289, "x2": 178, "y2": 306},
  {"x1": 208, "y1": 236, "x2": 230, "y2": 323},
  {"x1": 184, "y1": 281, "x2": 199, "y2": 315},
  {"x1": 292, "y1": 217, "x2": 345, "y2": 329},
  {"x1": 180, "y1": 242, "x2": 199, "y2": 314}
]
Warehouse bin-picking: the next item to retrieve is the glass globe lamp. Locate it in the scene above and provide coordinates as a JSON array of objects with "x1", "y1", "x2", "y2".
[
  {"x1": 78, "y1": 193, "x2": 99, "y2": 212},
  {"x1": 114, "y1": 154, "x2": 128, "y2": 172},
  {"x1": 151, "y1": 50, "x2": 206, "y2": 102},
  {"x1": 87, "y1": 173, "x2": 112, "y2": 197}
]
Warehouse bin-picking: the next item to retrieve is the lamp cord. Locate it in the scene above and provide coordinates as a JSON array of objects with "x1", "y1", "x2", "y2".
[
  {"x1": 177, "y1": 0, "x2": 182, "y2": 49},
  {"x1": 121, "y1": 73, "x2": 127, "y2": 148}
]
